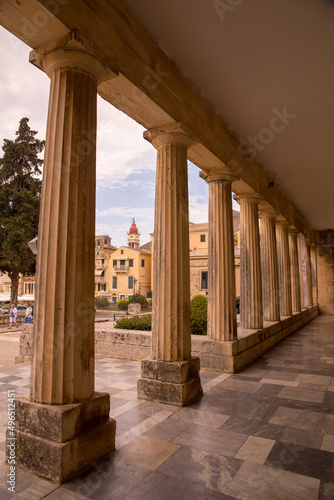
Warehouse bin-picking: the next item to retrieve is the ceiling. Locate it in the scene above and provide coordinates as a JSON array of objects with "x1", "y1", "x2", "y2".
[{"x1": 124, "y1": 0, "x2": 334, "y2": 230}]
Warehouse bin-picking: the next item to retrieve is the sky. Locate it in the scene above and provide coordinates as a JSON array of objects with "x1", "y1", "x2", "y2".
[{"x1": 0, "y1": 26, "x2": 237, "y2": 247}]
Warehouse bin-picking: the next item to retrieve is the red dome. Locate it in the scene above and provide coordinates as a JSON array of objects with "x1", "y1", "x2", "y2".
[{"x1": 129, "y1": 221, "x2": 138, "y2": 234}]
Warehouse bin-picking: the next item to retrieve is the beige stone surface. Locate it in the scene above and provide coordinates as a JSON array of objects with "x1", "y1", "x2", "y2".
[
  {"x1": 276, "y1": 219, "x2": 292, "y2": 317},
  {"x1": 234, "y1": 435, "x2": 275, "y2": 464}
]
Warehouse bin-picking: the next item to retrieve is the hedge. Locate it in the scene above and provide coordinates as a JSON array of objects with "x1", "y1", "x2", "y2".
[
  {"x1": 190, "y1": 295, "x2": 207, "y2": 335},
  {"x1": 115, "y1": 315, "x2": 152, "y2": 331}
]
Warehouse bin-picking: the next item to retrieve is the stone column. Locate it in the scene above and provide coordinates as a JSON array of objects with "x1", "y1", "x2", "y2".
[
  {"x1": 199, "y1": 172, "x2": 237, "y2": 371},
  {"x1": 289, "y1": 228, "x2": 301, "y2": 313},
  {"x1": 311, "y1": 244, "x2": 318, "y2": 305},
  {"x1": 137, "y1": 123, "x2": 202, "y2": 406},
  {"x1": 236, "y1": 194, "x2": 263, "y2": 329},
  {"x1": 297, "y1": 233, "x2": 306, "y2": 309},
  {"x1": 276, "y1": 218, "x2": 292, "y2": 317},
  {"x1": 259, "y1": 208, "x2": 280, "y2": 322},
  {"x1": 207, "y1": 172, "x2": 237, "y2": 341},
  {"x1": 13, "y1": 35, "x2": 116, "y2": 483},
  {"x1": 305, "y1": 239, "x2": 313, "y2": 306}
]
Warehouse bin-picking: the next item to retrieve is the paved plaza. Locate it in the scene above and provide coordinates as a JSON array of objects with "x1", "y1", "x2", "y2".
[{"x1": 0, "y1": 315, "x2": 333, "y2": 499}]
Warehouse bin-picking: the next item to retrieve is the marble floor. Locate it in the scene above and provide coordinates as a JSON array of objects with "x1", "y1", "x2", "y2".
[{"x1": 0, "y1": 314, "x2": 333, "y2": 499}]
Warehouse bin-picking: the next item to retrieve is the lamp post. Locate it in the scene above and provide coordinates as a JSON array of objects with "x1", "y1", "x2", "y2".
[{"x1": 28, "y1": 236, "x2": 38, "y2": 256}]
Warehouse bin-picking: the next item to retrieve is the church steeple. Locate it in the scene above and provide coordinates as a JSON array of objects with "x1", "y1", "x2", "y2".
[{"x1": 128, "y1": 218, "x2": 140, "y2": 248}]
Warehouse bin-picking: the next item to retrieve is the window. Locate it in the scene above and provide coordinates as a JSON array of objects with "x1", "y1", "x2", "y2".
[
  {"x1": 121, "y1": 249, "x2": 124, "y2": 255},
  {"x1": 129, "y1": 259, "x2": 134, "y2": 267},
  {"x1": 120, "y1": 260, "x2": 125, "y2": 266},
  {"x1": 97, "y1": 241, "x2": 100, "y2": 246},
  {"x1": 101, "y1": 258, "x2": 105, "y2": 264},
  {"x1": 112, "y1": 276, "x2": 117, "y2": 289},
  {"x1": 141, "y1": 259, "x2": 145, "y2": 267},
  {"x1": 201, "y1": 271, "x2": 208, "y2": 289},
  {"x1": 96, "y1": 251, "x2": 100, "y2": 256},
  {"x1": 200, "y1": 234, "x2": 206, "y2": 243},
  {"x1": 104, "y1": 240, "x2": 107, "y2": 245},
  {"x1": 24, "y1": 283, "x2": 34, "y2": 294},
  {"x1": 128, "y1": 276, "x2": 133, "y2": 289},
  {"x1": 120, "y1": 295, "x2": 125, "y2": 300},
  {"x1": 113, "y1": 260, "x2": 117, "y2": 267},
  {"x1": 98, "y1": 284, "x2": 106, "y2": 291}
]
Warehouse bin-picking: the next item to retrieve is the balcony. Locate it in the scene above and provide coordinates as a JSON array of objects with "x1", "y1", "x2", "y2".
[
  {"x1": 95, "y1": 276, "x2": 106, "y2": 283},
  {"x1": 114, "y1": 265, "x2": 129, "y2": 273},
  {"x1": 95, "y1": 262, "x2": 106, "y2": 269}
]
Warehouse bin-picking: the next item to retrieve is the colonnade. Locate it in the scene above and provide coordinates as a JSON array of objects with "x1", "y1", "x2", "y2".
[{"x1": 14, "y1": 33, "x2": 318, "y2": 482}]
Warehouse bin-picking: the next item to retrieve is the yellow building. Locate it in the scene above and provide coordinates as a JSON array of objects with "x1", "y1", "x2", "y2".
[{"x1": 95, "y1": 221, "x2": 152, "y2": 302}]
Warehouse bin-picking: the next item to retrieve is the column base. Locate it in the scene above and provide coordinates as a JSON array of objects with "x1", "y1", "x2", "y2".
[
  {"x1": 9, "y1": 392, "x2": 116, "y2": 484},
  {"x1": 137, "y1": 357, "x2": 203, "y2": 406}
]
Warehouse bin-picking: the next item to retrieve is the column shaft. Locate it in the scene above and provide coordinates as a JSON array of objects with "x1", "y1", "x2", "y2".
[
  {"x1": 152, "y1": 138, "x2": 191, "y2": 361},
  {"x1": 311, "y1": 244, "x2": 318, "y2": 305},
  {"x1": 305, "y1": 240, "x2": 313, "y2": 306},
  {"x1": 238, "y1": 196, "x2": 263, "y2": 329},
  {"x1": 259, "y1": 213, "x2": 280, "y2": 322},
  {"x1": 289, "y1": 229, "x2": 301, "y2": 313},
  {"x1": 297, "y1": 234, "x2": 306, "y2": 309},
  {"x1": 31, "y1": 64, "x2": 97, "y2": 404},
  {"x1": 276, "y1": 221, "x2": 292, "y2": 316}
]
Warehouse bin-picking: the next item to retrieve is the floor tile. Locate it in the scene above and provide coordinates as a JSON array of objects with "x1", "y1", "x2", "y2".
[
  {"x1": 321, "y1": 434, "x2": 334, "y2": 452},
  {"x1": 280, "y1": 427, "x2": 323, "y2": 449},
  {"x1": 169, "y1": 407, "x2": 230, "y2": 428},
  {"x1": 172, "y1": 424, "x2": 247, "y2": 457},
  {"x1": 157, "y1": 445, "x2": 242, "y2": 494},
  {"x1": 225, "y1": 461, "x2": 320, "y2": 500},
  {"x1": 115, "y1": 435, "x2": 180, "y2": 471},
  {"x1": 277, "y1": 386, "x2": 326, "y2": 404},
  {"x1": 220, "y1": 416, "x2": 285, "y2": 440},
  {"x1": 265, "y1": 441, "x2": 334, "y2": 481},
  {"x1": 234, "y1": 435, "x2": 275, "y2": 464}
]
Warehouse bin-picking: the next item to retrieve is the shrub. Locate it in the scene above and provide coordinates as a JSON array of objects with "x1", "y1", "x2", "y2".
[
  {"x1": 95, "y1": 296, "x2": 110, "y2": 310},
  {"x1": 115, "y1": 315, "x2": 152, "y2": 331},
  {"x1": 128, "y1": 293, "x2": 148, "y2": 308},
  {"x1": 117, "y1": 299, "x2": 129, "y2": 310},
  {"x1": 190, "y1": 295, "x2": 207, "y2": 335},
  {"x1": 146, "y1": 290, "x2": 152, "y2": 298}
]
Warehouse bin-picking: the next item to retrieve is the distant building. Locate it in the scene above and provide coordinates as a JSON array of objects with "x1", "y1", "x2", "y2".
[{"x1": 95, "y1": 220, "x2": 152, "y2": 302}]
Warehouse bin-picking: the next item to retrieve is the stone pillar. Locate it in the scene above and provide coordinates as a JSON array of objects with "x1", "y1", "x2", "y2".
[
  {"x1": 137, "y1": 123, "x2": 202, "y2": 406},
  {"x1": 276, "y1": 218, "x2": 292, "y2": 317},
  {"x1": 259, "y1": 208, "x2": 280, "y2": 322},
  {"x1": 311, "y1": 244, "x2": 318, "y2": 305},
  {"x1": 289, "y1": 228, "x2": 301, "y2": 313},
  {"x1": 297, "y1": 233, "x2": 306, "y2": 309},
  {"x1": 13, "y1": 36, "x2": 116, "y2": 483},
  {"x1": 199, "y1": 172, "x2": 237, "y2": 371},
  {"x1": 305, "y1": 239, "x2": 313, "y2": 306},
  {"x1": 207, "y1": 172, "x2": 237, "y2": 341},
  {"x1": 236, "y1": 194, "x2": 263, "y2": 329}
]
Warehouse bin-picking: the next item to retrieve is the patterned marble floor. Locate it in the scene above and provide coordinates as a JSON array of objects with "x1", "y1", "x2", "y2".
[{"x1": 0, "y1": 314, "x2": 333, "y2": 499}]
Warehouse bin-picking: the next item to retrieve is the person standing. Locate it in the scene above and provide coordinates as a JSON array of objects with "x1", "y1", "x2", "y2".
[
  {"x1": 24, "y1": 304, "x2": 33, "y2": 323},
  {"x1": 9, "y1": 304, "x2": 17, "y2": 328}
]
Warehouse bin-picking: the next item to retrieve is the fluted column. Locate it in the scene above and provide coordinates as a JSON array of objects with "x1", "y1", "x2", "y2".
[
  {"x1": 305, "y1": 239, "x2": 313, "y2": 306},
  {"x1": 14, "y1": 34, "x2": 117, "y2": 483},
  {"x1": 236, "y1": 194, "x2": 263, "y2": 329},
  {"x1": 205, "y1": 172, "x2": 237, "y2": 341},
  {"x1": 276, "y1": 219, "x2": 292, "y2": 316},
  {"x1": 297, "y1": 233, "x2": 306, "y2": 309},
  {"x1": 138, "y1": 123, "x2": 202, "y2": 405},
  {"x1": 289, "y1": 228, "x2": 301, "y2": 313},
  {"x1": 259, "y1": 208, "x2": 280, "y2": 322},
  {"x1": 311, "y1": 244, "x2": 318, "y2": 305}
]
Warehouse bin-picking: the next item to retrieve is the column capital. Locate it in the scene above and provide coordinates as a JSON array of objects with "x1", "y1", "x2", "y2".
[
  {"x1": 275, "y1": 216, "x2": 290, "y2": 227},
  {"x1": 199, "y1": 170, "x2": 237, "y2": 184},
  {"x1": 288, "y1": 226, "x2": 300, "y2": 235},
  {"x1": 30, "y1": 30, "x2": 117, "y2": 84},
  {"x1": 144, "y1": 122, "x2": 196, "y2": 149},
  {"x1": 234, "y1": 193, "x2": 262, "y2": 206},
  {"x1": 258, "y1": 207, "x2": 278, "y2": 219}
]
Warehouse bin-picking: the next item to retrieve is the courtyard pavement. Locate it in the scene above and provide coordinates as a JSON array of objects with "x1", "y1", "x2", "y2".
[{"x1": 0, "y1": 315, "x2": 333, "y2": 499}]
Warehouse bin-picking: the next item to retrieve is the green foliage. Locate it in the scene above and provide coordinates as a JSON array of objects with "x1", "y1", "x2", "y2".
[
  {"x1": 117, "y1": 299, "x2": 129, "y2": 310},
  {"x1": 94, "y1": 296, "x2": 110, "y2": 310},
  {"x1": 146, "y1": 290, "x2": 152, "y2": 298},
  {"x1": 128, "y1": 293, "x2": 148, "y2": 307},
  {"x1": 115, "y1": 315, "x2": 152, "y2": 331},
  {"x1": 0, "y1": 118, "x2": 44, "y2": 304},
  {"x1": 190, "y1": 295, "x2": 208, "y2": 335}
]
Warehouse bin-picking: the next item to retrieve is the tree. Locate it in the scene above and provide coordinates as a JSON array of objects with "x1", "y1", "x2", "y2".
[{"x1": 0, "y1": 118, "x2": 44, "y2": 305}]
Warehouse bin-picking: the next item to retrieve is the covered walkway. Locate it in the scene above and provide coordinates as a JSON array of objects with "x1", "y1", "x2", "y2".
[{"x1": 0, "y1": 314, "x2": 333, "y2": 499}]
